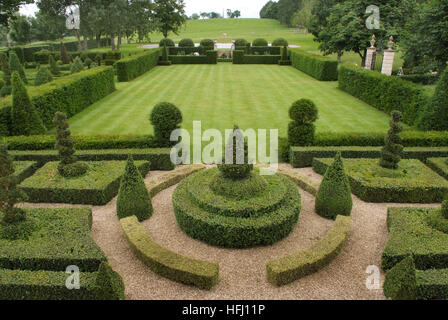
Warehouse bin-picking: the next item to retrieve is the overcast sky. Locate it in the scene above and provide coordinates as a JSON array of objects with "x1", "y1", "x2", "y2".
[{"x1": 20, "y1": 0, "x2": 268, "y2": 18}]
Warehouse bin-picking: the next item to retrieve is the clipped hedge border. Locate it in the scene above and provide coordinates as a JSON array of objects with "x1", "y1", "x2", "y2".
[
  {"x1": 169, "y1": 51, "x2": 217, "y2": 65},
  {"x1": 426, "y1": 158, "x2": 448, "y2": 180},
  {"x1": 291, "y1": 146, "x2": 448, "y2": 168},
  {"x1": 11, "y1": 148, "x2": 174, "y2": 171},
  {"x1": 290, "y1": 49, "x2": 338, "y2": 81},
  {"x1": 115, "y1": 49, "x2": 160, "y2": 82},
  {"x1": 338, "y1": 65, "x2": 430, "y2": 126},
  {"x1": 0, "y1": 67, "x2": 116, "y2": 136},
  {"x1": 15, "y1": 161, "x2": 40, "y2": 183},
  {"x1": 249, "y1": 46, "x2": 281, "y2": 55},
  {"x1": 266, "y1": 215, "x2": 351, "y2": 286},
  {"x1": 120, "y1": 215, "x2": 219, "y2": 290},
  {"x1": 278, "y1": 167, "x2": 319, "y2": 196}
]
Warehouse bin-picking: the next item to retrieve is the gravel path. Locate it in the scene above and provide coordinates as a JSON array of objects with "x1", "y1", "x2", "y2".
[{"x1": 21, "y1": 166, "x2": 440, "y2": 300}]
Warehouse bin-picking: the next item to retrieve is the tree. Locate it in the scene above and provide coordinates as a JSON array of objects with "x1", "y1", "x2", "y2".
[
  {"x1": 260, "y1": 1, "x2": 279, "y2": 19},
  {"x1": 191, "y1": 13, "x2": 199, "y2": 20},
  {"x1": 9, "y1": 52, "x2": 27, "y2": 84},
  {"x1": 417, "y1": 68, "x2": 448, "y2": 131},
  {"x1": 290, "y1": 0, "x2": 314, "y2": 30},
  {"x1": 11, "y1": 71, "x2": 46, "y2": 136},
  {"x1": 152, "y1": 0, "x2": 186, "y2": 39},
  {"x1": 29, "y1": 9, "x2": 66, "y2": 41},
  {"x1": 0, "y1": 144, "x2": 28, "y2": 225},
  {"x1": 233, "y1": 10, "x2": 241, "y2": 18},
  {"x1": 209, "y1": 12, "x2": 221, "y2": 19},
  {"x1": 0, "y1": 0, "x2": 34, "y2": 27},
  {"x1": 10, "y1": 15, "x2": 31, "y2": 44},
  {"x1": 315, "y1": 152, "x2": 353, "y2": 220},
  {"x1": 116, "y1": 155, "x2": 153, "y2": 222},
  {"x1": 380, "y1": 111, "x2": 404, "y2": 170}
]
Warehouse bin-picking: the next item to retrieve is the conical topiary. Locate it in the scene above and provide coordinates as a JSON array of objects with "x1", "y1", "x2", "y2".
[
  {"x1": 11, "y1": 72, "x2": 46, "y2": 136},
  {"x1": 315, "y1": 152, "x2": 353, "y2": 220},
  {"x1": 70, "y1": 57, "x2": 84, "y2": 74},
  {"x1": 60, "y1": 42, "x2": 70, "y2": 65},
  {"x1": 9, "y1": 52, "x2": 27, "y2": 84},
  {"x1": 49, "y1": 54, "x2": 60, "y2": 76},
  {"x1": 116, "y1": 155, "x2": 152, "y2": 222},
  {"x1": 34, "y1": 66, "x2": 53, "y2": 86},
  {"x1": 0, "y1": 53, "x2": 10, "y2": 85},
  {"x1": 380, "y1": 110, "x2": 404, "y2": 170}
]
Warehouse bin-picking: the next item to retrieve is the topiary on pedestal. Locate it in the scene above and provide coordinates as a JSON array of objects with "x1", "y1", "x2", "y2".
[
  {"x1": 116, "y1": 155, "x2": 153, "y2": 222},
  {"x1": 288, "y1": 99, "x2": 318, "y2": 146},
  {"x1": 218, "y1": 126, "x2": 254, "y2": 180},
  {"x1": 53, "y1": 112, "x2": 88, "y2": 177},
  {"x1": 380, "y1": 110, "x2": 404, "y2": 170},
  {"x1": 9, "y1": 52, "x2": 27, "y2": 84},
  {"x1": 159, "y1": 38, "x2": 175, "y2": 47},
  {"x1": 11, "y1": 71, "x2": 46, "y2": 136},
  {"x1": 315, "y1": 152, "x2": 353, "y2": 220},
  {"x1": 150, "y1": 102, "x2": 183, "y2": 147}
]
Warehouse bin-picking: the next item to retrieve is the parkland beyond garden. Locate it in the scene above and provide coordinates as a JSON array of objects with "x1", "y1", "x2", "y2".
[{"x1": 0, "y1": 0, "x2": 448, "y2": 301}]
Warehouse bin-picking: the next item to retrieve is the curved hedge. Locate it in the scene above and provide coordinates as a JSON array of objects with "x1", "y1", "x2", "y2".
[
  {"x1": 290, "y1": 49, "x2": 338, "y2": 81},
  {"x1": 173, "y1": 169, "x2": 301, "y2": 248},
  {"x1": 266, "y1": 215, "x2": 351, "y2": 286},
  {"x1": 115, "y1": 49, "x2": 160, "y2": 82},
  {"x1": 120, "y1": 215, "x2": 219, "y2": 290}
]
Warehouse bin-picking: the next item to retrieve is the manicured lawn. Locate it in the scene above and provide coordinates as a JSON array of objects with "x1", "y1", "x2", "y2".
[{"x1": 67, "y1": 64, "x2": 391, "y2": 137}]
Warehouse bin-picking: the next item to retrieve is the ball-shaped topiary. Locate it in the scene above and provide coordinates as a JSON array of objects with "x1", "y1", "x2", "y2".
[
  {"x1": 442, "y1": 200, "x2": 448, "y2": 219},
  {"x1": 252, "y1": 38, "x2": 268, "y2": 47},
  {"x1": 380, "y1": 110, "x2": 404, "y2": 170},
  {"x1": 200, "y1": 39, "x2": 214, "y2": 47},
  {"x1": 272, "y1": 38, "x2": 289, "y2": 47},
  {"x1": 117, "y1": 155, "x2": 153, "y2": 222},
  {"x1": 235, "y1": 39, "x2": 248, "y2": 47},
  {"x1": 288, "y1": 99, "x2": 318, "y2": 146},
  {"x1": 315, "y1": 152, "x2": 353, "y2": 220},
  {"x1": 159, "y1": 38, "x2": 175, "y2": 47},
  {"x1": 178, "y1": 38, "x2": 195, "y2": 48},
  {"x1": 150, "y1": 102, "x2": 183, "y2": 147}
]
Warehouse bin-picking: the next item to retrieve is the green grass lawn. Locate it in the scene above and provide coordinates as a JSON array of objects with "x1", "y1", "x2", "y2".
[{"x1": 67, "y1": 64, "x2": 391, "y2": 137}]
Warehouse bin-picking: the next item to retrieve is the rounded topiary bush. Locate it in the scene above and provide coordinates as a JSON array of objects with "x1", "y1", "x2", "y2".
[
  {"x1": 235, "y1": 39, "x2": 248, "y2": 47},
  {"x1": 150, "y1": 102, "x2": 183, "y2": 147},
  {"x1": 442, "y1": 200, "x2": 448, "y2": 219},
  {"x1": 252, "y1": 38, "x2": 268, "y2": 47},
  {"x1": 117, "y1": 156, "x2": 153, "y2": 222},
  {"x1": 178, "y1": 38, "x2": 195, "y2": 48},
  {"x1": 289, "y1": 99, "x2": 318, "y2": 123},
  {"x1": 200, "y1": 39, "x2": 214, "y2": 47},
  {"x1": 315, "y1": 152, "x2": 353, "y2": 220},
  {"x1": 272, "y1": 38, "x2": 289, "y2": 47},
  {"x1": 288, "y1": 99, "x2": 318, "y2": 146},
  {"x1": 159, "y1": 38, "x2": 175, "y2": 47}
]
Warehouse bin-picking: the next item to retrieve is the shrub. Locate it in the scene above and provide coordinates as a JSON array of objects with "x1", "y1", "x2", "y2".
[
  {"x1": 0, "y1": 53, "x2": 11, "y2": 85},
  {"x1": 60, "y1": 42, "x2": 70, "y2": 64},
  {"x1": 252, "y1": 38, "x2": 268, "y2": 47},
  {"x1": 150, "y1": 102, "x2": 183, "y2": 147},
  {"x1": 383, "y1": 256, "x2": 418, "y2": 300},
  {"x1": 95, "y1": 54, "x2": 102, "y2": 66},
  {"x1": 240, "y1": 55, "x2": 281, "y2": 64},
  {"x1": 338, "y1": 65, "x2": 429, "y2": 126},
  {"x1": 290, "y1": 49, "x2": 338, "y2": 81},
  {"x1": 115, "y1": 49, "x2": 160, "y2": 82},
  {"x1": 34, "y1": 66, "x2": 53, "y2": 86},
  {"x1": 117, "y1": 156, "x2": 152, "y2": 222},
  {"x1": 178, "y1": 38, "x2": 195, "y2": 47},
  {"x1": 288, "y1": 99, "x2": 318, "y2": 147},
  {"x1": 234, "y1": 39, "x2": 248, "y2": 47},
  {"x1": 70, "y1": 57, "x2": 84, "y2": 74},
  {"x1": 159, "y1": 38, "x2": 175, "y2": 47},
  {"x1": 49, "y1": 54, "x2": 60, "y2": 76},
  {"x1": 442, "y1": 201, "x2": 448, "y2": 219},
  {"x1": 0, "y1": 79, "x2": 4, "y2": 91},
  {"x1": 272, "y1": 38, "x2": 288, "y2": 47},
  {"x1": 315, "y1": 152, "x2": 353, "y2": 220},
  {"x1": 84, "y1": 57, "x2": 93, "y2": 69},
  {"x1": 11, "y1": 47, "x2": 25, "y2": 64},
  {"x1": 200, "y1": 39, "x2": 214, "y2": 47},
  {"x1": 380, "y1": 111, "x2": 404, "y2": 169},
  {"x1": 417, "y1": 67, "x2": 448, "y2": 131},
  {"x1": 9, "y1": 52, "x2": 27, "y2": 84},
  {"x1": 10, "y1": 72, "x2": 46, "y2": 136}
]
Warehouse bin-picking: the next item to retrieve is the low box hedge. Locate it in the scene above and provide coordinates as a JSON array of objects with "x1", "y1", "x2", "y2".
[
  {"x1": 249, "y1": 46, "x2": 281, "y2": 55},
  {"x1": 0, "y1": 67, "x2": 116, "y2": 136},
  {"x1": 169, "y1": 51, "x2": 217, "y2": 65},
  {"x1": 416, "y1": 268, "x2": 448, "y2": 300},
  {"x1": 426, "y1": 158, "x2": 448, "y2": 180},
  {"x1": 11, "y1": 148, "x2": 174, "y2": 171},
  {"x1": 0, "y1": 208, "x2": 106, "y2": 272},
  {"x1": 338, "y1": 65, "x2": 430, "y2": 126},
  {"x1": 120, "y1": 215, "x2": 219, "y2": 290},
  {"x1": 20, "y1": 160, "x2": 151, "y2": 205},
  {"x1": 242, "y1": 55, "x2": 281, "y2": 64},
  {"x1": 291, "y1": 146, "x2": 448, "y2": 168},
  {"x1": 14, "y1": 161, "x2": 39, "y2": 183},
  {"x1": 290, "y1": 49, "x2": 338, "y2": 81},
  {"x1": 266, "y1": 215, "x2": 351, "y2": 286},
  {"x1": 115, "y1": 48, "x2": 160, "y2": 82},
  {"x1": 278, "y1": 167, "x2": 319, "y2": 196},
  {"x1": 313, "y1": 158, "x2": 448, "y2": 203}
]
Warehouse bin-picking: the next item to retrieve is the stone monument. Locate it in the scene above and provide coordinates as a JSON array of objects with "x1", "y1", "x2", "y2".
[
  {"x1": 381, "y1": 36, "x2": 396, "y2": 76},
  {"x1": 365, "y1": 34, "x2": 377, "y2": 70}
]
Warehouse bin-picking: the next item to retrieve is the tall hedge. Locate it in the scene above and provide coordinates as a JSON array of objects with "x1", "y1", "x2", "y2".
[
  {"x1": 315, "y1": 152, "x2": 353, "y2": 220},
  {"x1": 417, "y1": 67, "x2": 448, "y2": 131},
  {"x1": 290, "y1": 49, "x2": 338, "y2": 81},
  {"x1": 115, "y1": 49, "x2": 160, "y2": 82},
  {"x1": 0, "y1": 67, "x2": 116, "y2": 136},
  {"x1": 338, "y1": 65, "x2": 430, "y2": 126},
  {"x1": 10, "y1": 72, "x2": 46, "y2": 136}
]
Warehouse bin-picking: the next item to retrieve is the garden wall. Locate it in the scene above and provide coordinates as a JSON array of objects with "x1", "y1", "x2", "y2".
[{"x1": 289, "y1": 49, "x2": 338, "y2": 81}]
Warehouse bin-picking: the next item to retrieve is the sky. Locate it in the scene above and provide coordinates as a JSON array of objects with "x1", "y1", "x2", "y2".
[{"x1": 19, "y1": 0, "x2": 268, "y2": 18}]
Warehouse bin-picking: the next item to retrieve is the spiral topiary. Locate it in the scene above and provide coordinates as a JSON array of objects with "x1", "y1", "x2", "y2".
[
  {"x1": 178, "y1": 38, "x2": 195, "y2": 48},
  {"x1": 150, "y1": 102, "x2": 183, "y2": 147},
  {"x1": 380, "y1": 110, "x2": 404, "y2": 170},
  {"x1": 252, "y1": 38, "x2": 268, "y2": 47},
  {"x1": 159, "y1": 38, "x2": 175, "y2": 47},
  {"x1": 288, "y1": 99, "x2": 318, "y2": 146},
  {"x1": 218, "y1": 126, "x2": 254, "y2": 180},
  {"x1": 272, "y1": 38, "x2": 289, "y2": 47}
]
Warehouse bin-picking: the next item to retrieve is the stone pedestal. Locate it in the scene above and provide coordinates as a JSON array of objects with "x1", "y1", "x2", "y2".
[
  {"x1": 381, "y1": 50, "x2": 395, "y2": 76},
  {"x1": 365, "y1": 47, "x2": 376, "y2": 70}
]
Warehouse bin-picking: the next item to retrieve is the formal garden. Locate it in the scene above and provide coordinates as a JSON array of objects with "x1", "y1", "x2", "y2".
[{"x1": 0, "y1": 0, "x2": 447, "y2": 301}]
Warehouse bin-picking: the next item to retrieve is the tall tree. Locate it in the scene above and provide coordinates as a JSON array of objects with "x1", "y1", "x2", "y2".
[
  {"x1": 9, "y1": 14, "x2": 31, "y2": 44},
  {"x1": 260, "y1": 1, "x2": 279, "y2": 19},
  {"x1": 152, "y1": 0, "x2": 186, "y2": 39},
  {"x1": 0, "y1": 0, "x2": 34, "y2": 27}
]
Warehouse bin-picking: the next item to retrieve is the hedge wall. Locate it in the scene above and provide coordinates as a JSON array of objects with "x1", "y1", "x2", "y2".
[
  {"x1": 249, "y1": 46, "x2": 281, "y2": 55},
  {"x1": 115, "y1": 49, "x2": 160, "y2": 82},
  {"x1": 168, "y1": 46, "x2": 214, "y2": 56},
  {"x1": 169, "y1": 51, "x2": 217, "y2": 65},
  {"x1": 290, "y1": 49, "x2": 338, "y2": 81},
  {"x1": 232, "y1": 50, "x2": 281, "y2": 65},
  {"x1": 0, "y1": 66, "x2": 115, "y2": 136},
  {"x1": 338, "y1": 65, "x2": 430, "y2": 126}
]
